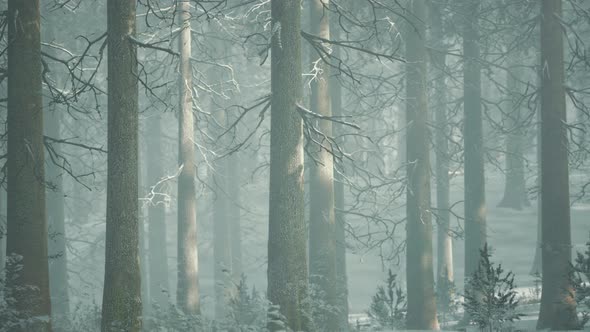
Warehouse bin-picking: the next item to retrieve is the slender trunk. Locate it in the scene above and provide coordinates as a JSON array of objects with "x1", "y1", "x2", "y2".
[
  {"x1": 212, "y1": 102, "x2": 232, "y2": 320},
  {"x1": 43, "y1": 17, "x2": 70, "y2": 328},
  {"x1": 228, "y1": 151, "x2": 242, "y2": 282},
  {"x1": 146, "y1": 114, "x2": 169, "y2": 308},
  {"x1": 176, "y1": 0, "x2": 200, "y2": 315},
  {"x1": 330, "y1": 18, "x2": 349, "y2": 332},
  {"x1": 537, "y1": 0, "x2": 578, "y2": 328},
  {"x1": 405, "y1": 1, "x2": 439, "y2": 329},
  {"x1": 45, "y1": 100, "x2": 70, "y2": 328},
  {"x1": 7, "y1": 0, "x2": 52, "y2": 330},
  {"x1": 462, "y1": 0, "x2": 486, "y2": 303},
  {"x1": 430, "y1": 0, "x2": 454, "y2": 309},
  {"x1": 101, "y1": 0, "x2": 142, "y2": 330},
  {"x1": 138, "y1": 164, "x2": 150, "y2": 314},
  {"x1": 308, "y1": 1, "x2": 337, "y2": 331},
  {"x1": 498, "y1": 56, "x2": 529, "y2": 209},
  {"x1": 530, "y1": 51, "x2": 542, "y2": 276},
  {"x1": 268, "y1": 0, "x2": 308, "y2": 330}
]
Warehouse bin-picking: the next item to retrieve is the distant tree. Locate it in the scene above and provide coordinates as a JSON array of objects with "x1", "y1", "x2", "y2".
[
  {"x1": 43, "y1": 9, "x2": 70, "y2": 328},
  {"x1": 6, "y1": 0, "x2": 52, "y2": 330},
  {"x1": 308, "y1": 0, "x2": 338, "y2": 331},
  {"x1": 404, "y1": 0, "x2": 439, "y2": 329},
  {"x1": 462, "y1": 0, "x2": 487, "y2": 324},
  {"x1": 176, "y1": 0, "x2": 200, "y2": 316},
  {"x1": 429, "y1": 0, "x2": 454, "y2": 311},
  {"x1": 101, "y1": 0, "x2": 142, "y2": 330},
  {"x1": 330, "y1": 18, "x2": 349, "y2": 332},
  {"x1": 267, "y1": 0, "x2": 308, "y2": 330},
  {"x1": 537, "y1": 0, "x2": 578, "y2": 328},
  {"x1": 211, "y1": 98, "x2": 232, "y2": 321},
  {"x1": 497, "y1": 52, "x2": 530, "y2": 210},
  {"x1": 146, "y1": 113, "x2": 169, "y2": 309}
]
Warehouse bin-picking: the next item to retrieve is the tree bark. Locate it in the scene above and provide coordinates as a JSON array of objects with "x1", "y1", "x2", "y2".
[
  {"x1": 138, "y1": 165, "x2": 150, "y2": 314},
  {"x1": 498, "y1": 56, "x2": 529, "y2": 210},
  {"x1": 228, "y1": 151, "x2": 242, "y2": 283},
  {"x1": 45, "y1": 96, "x2": 70, "y2": 329},
  {"x1": 462, "y1": 0, "x2": 487, "y2": 310},
  {"x1": 176, "y1": 0, "x2": 200, "y2": 315},
  {"x1": 43, "y1": 16, "x2": 70, "y2": 328},
  {"x1": 211, "y1": 102, "x2": 232, "y2": 321},
  {"x1": 101, "y1": 0, "x2": 142, "y2": 330},
  {"x1": 308, "y1": 1, "x2": 338, "y2": 331},
  {"x1": 6, "y1": 0, "x2": 52, "y2": 330},
  {"x1": 267, "y1": 0, "x2": 308, "y2": 330},
  {"x1": 429, "y1": 0, "x2": 454, "y2": 309},
  {"x1": 537, "y1": 0, "x2": 578, "y2": 329},
  {"x1": 146, "y1": 114, "x2": 170, "y2": 309},
  {"x1": 330, "y1": 17, "x2": 349, "y2": 332},
  {"x1": 405, "y1": 0, "x2": 439, "y2": 329}
]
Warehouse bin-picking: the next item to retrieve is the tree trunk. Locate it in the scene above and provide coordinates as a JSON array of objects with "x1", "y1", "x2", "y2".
[
  {"x1": 462, "y1": 0, "x2": 487, "y2": 309},
  {"x1": 498, "y1": 56, "x2": 529, "y2": 210},
  {"x1": 101, "y1": 0, "x2": 142, "y2": 330},
  {"x1": 6, "y1": 0, "x2": 52, "y2": 330},
  {"x1": 430, "y1": 0, "x2": 454, "y2": 313},
  {"x1": 146, "y1": 114, "x2": 169, "y2": 309},
  {"x1": 330, "y1": 18, "x2": 349, "y2": 332},
  {"x1": 42, "y1": 16, "x2": 70, "y2": 328},
  {"x1": 537, "y1": 0, "x2": 578, "y2": 329},
  {"x1": 268, "y1": 0, "x2": 308, "y2": 330},
  {"x1": 45, "y1": 97, "x2": 70, "y2": 329},
  {"x1": 405, "y1": 0, "x2": 439, "y2": 329},
  {"x1": 530, "y1": 51, "x2": 542, "y2": 276},
  {"x1": 308, "y1": 1, "x2": 338, "y2": 331},
  {"x1": 176, "y1": 0, "x2": 200, "y2": 315},
  {"x1": 212, "y1": 102, "x2": 232, "y2": 321},
  {"x1": 228, "y1": 151, "x2": 242, "y2": 283},
  {"x1": 138, "y1": 164, "x2": 150, "y2": 315}
]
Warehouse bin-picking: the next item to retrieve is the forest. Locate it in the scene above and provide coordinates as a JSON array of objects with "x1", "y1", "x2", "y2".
[{"x1": 0, "y1": 0, "x2": 590, "y2": 331}]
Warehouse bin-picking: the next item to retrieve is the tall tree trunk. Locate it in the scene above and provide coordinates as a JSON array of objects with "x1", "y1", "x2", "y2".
[
  {"x1": 6, "y1": 0, "x2": 52, "y2": 330},
  {"x1": 330, "y1": 18, "x2": 349, "y2": 332},
  {"x1": 228, "y1": 151, "x2": 242, "y2": 283},
  {"x1": 176, "y1": 0, "x2": 200, "y2": 315},
  {"x1": 498, "y1": 56, "x2": 529, "y2": 210},
  {"x1": 43, "y1": 16, "x2": 70, "y2": 328},
  {"x1": 146, "y1": 114, "x2": 169, "y2": 309},
  {"x1": 430, "y1": 0, "x2": 454, "y2": 313},
  {"x1": 462, "y1": 0, "x2": 487, "y2": 312},
  {"x1": 101, "y1": 0, "x2": 142, "y2": 330},
  {"x1": 268, "y1": 0, "x2": 308, "y2": 330},
  {"x1": 212, "y1": 102, "x2": 232, "y2": 321},
  {"x1": 537, "y1": 0, "x2": 578, "y2": 329},
  {"x1": 530, "y1": 51, "x2": 542, "y2": 276},
  {"x1": 138, "y1": 163, "x2": 150, "y2": 315},
  {"x1": 405, "y1": 0, "x2": 439, "y2": 329},
  {"x1": 308, "y1": 1, "x2": 337, "y2": 331},
  {"x1": 45, "y1": 98, "x2": 70, "y2": 329}
]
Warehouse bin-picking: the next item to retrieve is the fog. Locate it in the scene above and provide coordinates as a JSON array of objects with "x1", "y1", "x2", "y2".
[{"x1": 0, "y1": 0, "x2": 589, "y2": 331}]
